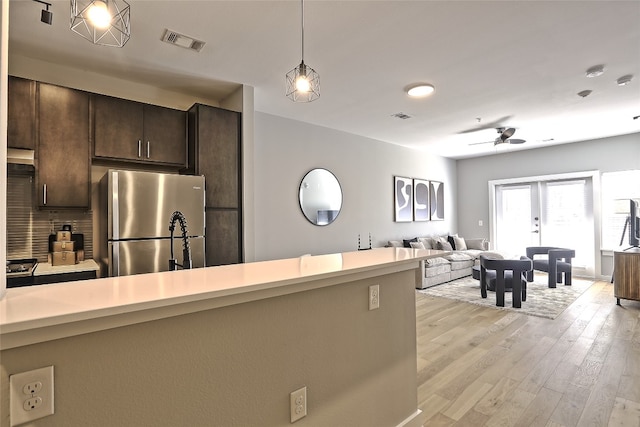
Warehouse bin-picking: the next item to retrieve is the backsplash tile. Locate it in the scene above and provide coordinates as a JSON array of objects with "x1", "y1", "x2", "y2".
[{"x1": 7, "y1": 175, "x2": 93, "y2": 262}]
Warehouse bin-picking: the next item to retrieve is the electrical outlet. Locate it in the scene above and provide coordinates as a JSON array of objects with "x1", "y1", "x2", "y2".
[
  {"x1": 10, "y1": 366, "x2": 54, "y2": 426},
  {"x1": 23, "y1": 397, "x2": 43, "y2": 411},
  {"x1": 369, "y1": 284, "x2": 380, "y2": 310},
  {"x1": 290, "y1": 386, "x2": 307, "y2": 423},
  {"x1": 478, "y1": 220, "x2": 484, "y2": 226},
  {"x1": 23, "y1": 381, "x2": 43, "y2": 395}
]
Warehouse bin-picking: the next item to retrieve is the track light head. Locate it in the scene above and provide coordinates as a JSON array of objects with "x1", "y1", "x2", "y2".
[
  {"x1": 41, "y1": 8, "x2": 53, "y2": 25},
  {"x1": 33, "y1": 0, "x2": 53, "y2": 25}
]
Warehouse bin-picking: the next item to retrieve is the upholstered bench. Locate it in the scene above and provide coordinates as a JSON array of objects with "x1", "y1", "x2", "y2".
[{"x1": 472, "y1": 265, "x2": 480, "y2": 280}]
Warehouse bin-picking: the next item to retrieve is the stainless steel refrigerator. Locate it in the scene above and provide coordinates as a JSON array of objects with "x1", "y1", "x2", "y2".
[{"x1": 100, "y1": 170, "x2": 206, "y2": 277}]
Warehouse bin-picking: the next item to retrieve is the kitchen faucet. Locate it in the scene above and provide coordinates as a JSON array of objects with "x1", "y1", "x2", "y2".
[{"x1": 168, "y1": 211, "x2": 193, "y2": 271}]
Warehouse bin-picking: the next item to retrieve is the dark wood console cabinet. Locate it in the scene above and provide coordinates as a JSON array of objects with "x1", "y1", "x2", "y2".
[
  {"x1": 187, "y1": 103, "x2": 242, "y2": 266},
  {"x1": 37, "y1": 83, "x2": 91, "y2": 209},
  {"x1": 614, "y1": 249, "x2": 640, "y2": 305},
  {"x1": 93, "y1": 94, "x2": 187, "y2": 167}
]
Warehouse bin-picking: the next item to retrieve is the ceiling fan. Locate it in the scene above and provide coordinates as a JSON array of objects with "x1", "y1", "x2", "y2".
[
  {"x1": 469, "y1": 127, "x2": 526, "y2": 146},
  {"x1": 457, "y1": 116, "x2": 513, "y2": 134}
]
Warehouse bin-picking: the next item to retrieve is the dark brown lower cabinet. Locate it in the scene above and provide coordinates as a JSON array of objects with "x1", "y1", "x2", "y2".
[
  {"x1": 37, "y1": 83, "x2": 90, "y2": 209},
  {"x1": 206, "y1": 209, "x2": 241, "y2": 266},
  {"x1": 614, "y1": 250, "x2": 640, "y2": 304}
]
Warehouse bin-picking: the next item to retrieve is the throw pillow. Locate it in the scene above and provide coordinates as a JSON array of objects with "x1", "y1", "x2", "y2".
[
  {"x1": 417, "y1": 237, "x2": 433, "y2": 249},
  {"x1": 447, "y1": 235, "x2": 457, "y2": 250},
  {"x1": 434, "y1": 236, "x2": 448, "y2": 247},
  {"x1": 453, "y1": 236, "x2": 467, "y2": 250},
  {"x1": 403, "y1": 237, "x2": 418, "y2": 248},
  {"x1": 410, "y1": 241, "x2": 426, "y2": 250},
  {"x1": 466, "y1": 239, "x2": 487, "y2": 250},
  {"x1": 387, "y1": 240, "x2": 403, "y2": 248},
  {"x1": 437, "y1": 240, "x2": 453, "y2": 251}
]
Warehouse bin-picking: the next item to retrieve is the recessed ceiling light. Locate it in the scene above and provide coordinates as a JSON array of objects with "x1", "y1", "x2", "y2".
[
  {"x1": 585, "y1": 65, "x2": 605, "y2": 78},
  {"x1": 577, "y1": 90, "x2": 592, "y2": 98},
  {"x1": 406, "y1": 84, "x2": 435, "y2": 98},
  {"x1": 617, "y1": 75, "x2": 633, "y2": 86}
]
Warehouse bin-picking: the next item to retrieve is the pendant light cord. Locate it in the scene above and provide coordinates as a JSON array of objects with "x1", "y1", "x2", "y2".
[{"x1": 300, "y1": 0, "x2": 305, "y2": 62}]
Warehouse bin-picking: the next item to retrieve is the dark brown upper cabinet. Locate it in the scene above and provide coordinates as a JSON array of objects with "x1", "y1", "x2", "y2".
[
  {"x1": 187, "y1": 103, "x2": 242, "y2": 266},
  {"x1": 93, "y1": 94, "x2": 187, "y2": 167},
  {"x1": 37, "y1": 83, "x2": 91, "y2": 209},
  {"x1": 187, "y1": 104, "x2": 241, "y2": 208},
  {"x1": 8, "y1": 76, "x2": 36, "y2": 149}
]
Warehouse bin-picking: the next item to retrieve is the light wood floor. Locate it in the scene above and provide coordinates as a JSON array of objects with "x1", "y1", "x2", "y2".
[{"x1": 416, "y1": 280, "x2": 640, "y2": 426}]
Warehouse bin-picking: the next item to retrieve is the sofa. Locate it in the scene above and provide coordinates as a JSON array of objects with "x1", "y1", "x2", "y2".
[{"x1": 387, "y1": 235, "x2": 495, "y2": 289}]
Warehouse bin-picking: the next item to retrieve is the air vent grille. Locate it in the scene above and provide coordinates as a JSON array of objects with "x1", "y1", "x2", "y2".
[
  {"x1": 161, "y1": 29, "x2": 206, "y2": 52},
  {"x1": 391, "y1": 112, "x2": 413, "y2": 120}
]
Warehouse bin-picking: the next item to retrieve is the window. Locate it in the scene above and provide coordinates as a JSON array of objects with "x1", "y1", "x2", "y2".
[{"x1": 601, "y1": 170, "x2": 640, "y2": 250}]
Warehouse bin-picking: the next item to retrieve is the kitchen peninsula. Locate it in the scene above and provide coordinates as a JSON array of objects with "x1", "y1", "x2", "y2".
[{"x1": 1, "y1": 248, "x2": 442, "y2": 427}]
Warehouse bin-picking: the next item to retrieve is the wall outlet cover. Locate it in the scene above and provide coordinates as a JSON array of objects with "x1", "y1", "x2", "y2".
[
  {"x1": 9, "y1": 366, "x2": 54, "y2": 426},
  {"x1": 290, "y1": 386, "x2": 307, "y2": 423}
]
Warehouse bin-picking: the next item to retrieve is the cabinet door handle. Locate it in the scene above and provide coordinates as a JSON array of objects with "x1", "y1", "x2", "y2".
[
  {"x1": 146, "y1": 141, "x2": 150, "y2": 159},
  {"x1": 43, "y1": 184, "x2": 47, "y2": 205},
  {"x1": 138, "y1": 140, "x2": 142, "y2": 158}
]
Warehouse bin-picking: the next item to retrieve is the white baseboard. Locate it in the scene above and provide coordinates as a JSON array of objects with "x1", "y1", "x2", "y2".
[{"x1": 396, "y1": 409, "x2": 424, "y2": 427}]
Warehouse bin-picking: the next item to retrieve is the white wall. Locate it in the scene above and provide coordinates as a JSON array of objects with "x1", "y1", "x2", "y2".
[
  {"x1": 253, "y1": 112, "x2": 457, "y2": 261},
  {"x1": 1, "y1": 0, "x2": 8, "y2": 299},
  {"x1": 456, "y1": 132, "x2": 640, "y2": 276}
]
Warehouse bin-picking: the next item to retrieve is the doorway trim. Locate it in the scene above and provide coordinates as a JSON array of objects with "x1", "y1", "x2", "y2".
[{"x1": 488, "y1": 170, "x2": 601, "y2": 278}]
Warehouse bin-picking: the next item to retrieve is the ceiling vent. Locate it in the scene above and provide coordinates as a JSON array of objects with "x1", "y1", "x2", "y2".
[
  {"x1": 161, "y1": 29, "x2": 206, "y2": 52},
  {"x1": 391, "y1": 112, "x2": 413, "y2": 120}
]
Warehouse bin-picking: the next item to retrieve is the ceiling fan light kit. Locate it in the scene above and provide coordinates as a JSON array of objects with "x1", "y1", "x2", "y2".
[
  {"x1": 70, "y1": 0, "x2": 131, "y2": 48},
  {"x1": 286, "y1": 0, "x2": 320, "y2": 102}
]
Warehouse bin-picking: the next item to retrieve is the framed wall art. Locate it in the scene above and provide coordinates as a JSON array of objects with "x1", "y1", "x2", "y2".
[
  {"x1": 413, "y1": 179, "x2": 430, "y2": 221},
  {"x1": 429, "y1": 180, "x2": 444, "y2": 220},
  {"x1": 394, "y1": 176, "x2": 413, "y2": 222}
]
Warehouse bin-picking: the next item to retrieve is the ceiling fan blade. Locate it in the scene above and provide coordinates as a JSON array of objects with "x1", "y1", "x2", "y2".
[
  {"x1": 507, "y1": 138, "x2": 526, "y2": 144},
  {"x1": 500, "y1": 127, "x2": 516, "y2": 141},
  {"x1": 468, "y1": 140, "x2": 495, "y2": 146},
  {"x1": 457, "y1": 115, "x2": 514, "y2": 134}
]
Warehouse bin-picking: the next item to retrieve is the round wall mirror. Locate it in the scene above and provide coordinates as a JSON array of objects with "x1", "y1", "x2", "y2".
[{"x1": 299, "y1": 168, "x2": 343, "y2": 226}]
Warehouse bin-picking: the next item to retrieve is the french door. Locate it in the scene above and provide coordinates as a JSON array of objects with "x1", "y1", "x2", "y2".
[{"x1": 494, "y1": 177, "x2": 594, "y2": 276}]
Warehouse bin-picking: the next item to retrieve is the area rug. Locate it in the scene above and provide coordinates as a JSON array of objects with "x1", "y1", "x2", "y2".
[{"x1": 417, "y1": 274, "x2": 595, "y2": 319}]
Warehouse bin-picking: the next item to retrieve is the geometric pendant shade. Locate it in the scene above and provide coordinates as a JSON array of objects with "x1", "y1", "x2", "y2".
[{"x1": 70, "y1": 0, "x2": 131, "y2": 47}]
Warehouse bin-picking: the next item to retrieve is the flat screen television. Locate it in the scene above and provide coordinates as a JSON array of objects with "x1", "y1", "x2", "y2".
[{"x1": 629, "y1": 199, "x2": 640, "y2": 247}]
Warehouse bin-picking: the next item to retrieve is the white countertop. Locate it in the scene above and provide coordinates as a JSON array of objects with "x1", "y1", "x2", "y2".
[
  {"x1": 34, "y1": 259, "x2": 100, "y2": 276},
  {"x1": 0, "y1": 248, "x2": 446, "y2": 349}
]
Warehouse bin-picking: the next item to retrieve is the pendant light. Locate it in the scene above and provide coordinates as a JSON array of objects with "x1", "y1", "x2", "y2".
[
  {"x1": 285, "y1": 0, "x2": 320, "y2": 102},
  {"x1": 70, "y1": 0, "x2": 131, "y2": 48}
]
